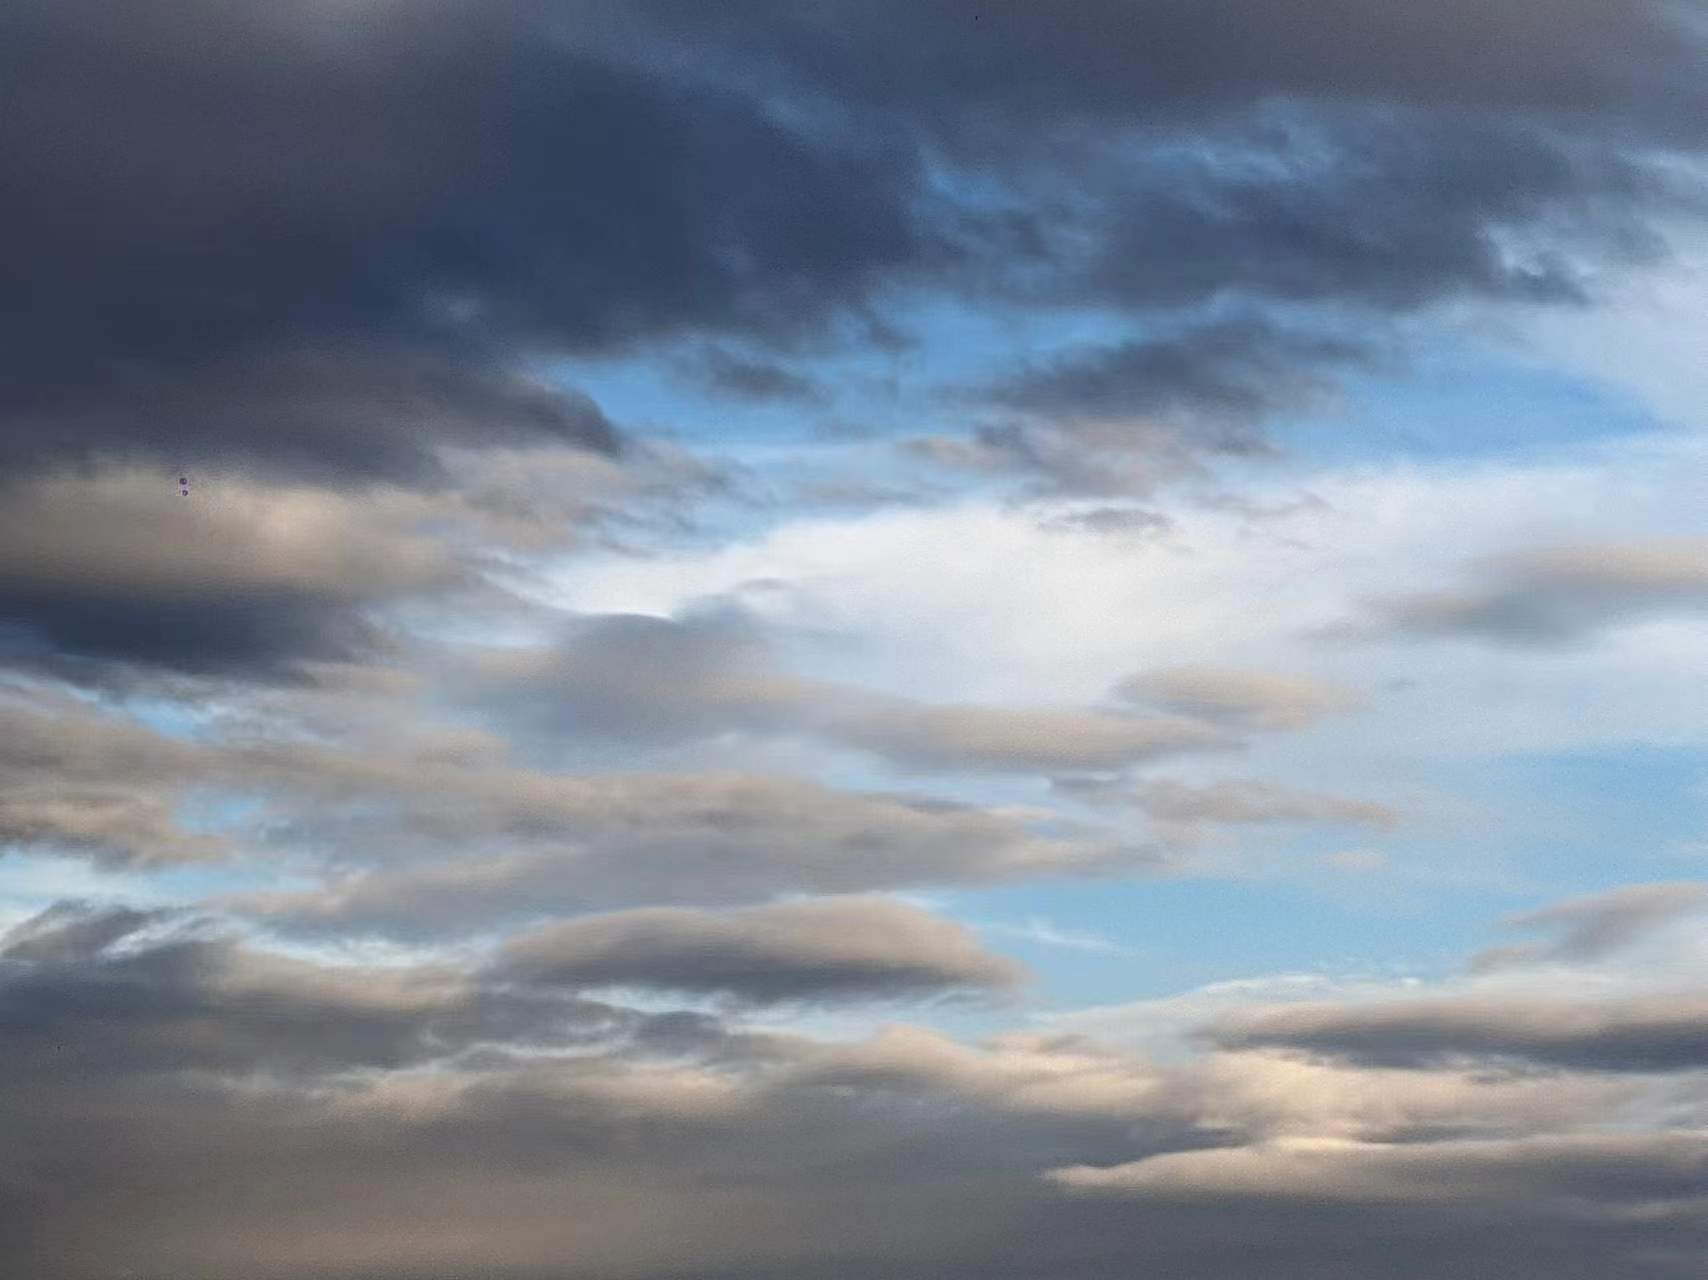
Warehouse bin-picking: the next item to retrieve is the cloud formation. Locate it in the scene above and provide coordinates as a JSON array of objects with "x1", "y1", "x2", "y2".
[
  {"x1": 1368, "y1": 540, "x2": 1708, "y2": 646},
  {"x1": 496, "y1": 897, "x2": 1026, "y2": 1004},
  {"x1": 1471, "y1": 882, "x2": 1708, "y2": 971},
  {"x1": 465, "y1": 609, "x2": 1244, "y2": 774},
  {"x1": 6, "y1": 2, "x2": 1708, "y2": 1276},
  {"x1": 4, "y1": 898, "x2": 1707, "y2": 1279},
  {"x1": 1205, "y1": 994, "x2": 1708, "y2": 1073}
]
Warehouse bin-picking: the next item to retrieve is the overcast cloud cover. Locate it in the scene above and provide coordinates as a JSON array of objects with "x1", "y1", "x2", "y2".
[{"x1": 4, "y1": 2, "x2": 1708, "y2": 1277}]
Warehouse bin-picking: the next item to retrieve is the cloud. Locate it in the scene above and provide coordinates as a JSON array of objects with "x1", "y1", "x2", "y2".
[
  {"x1": 3, "y1": 912, "x2": 1705, "y2": 1279},
  {"x1": 1, "y1": 0, "x2": 920, "y2": 487},
  {"x1": 646, "y1": 0, "x2": 1705, "y2": 143},
  {"x1": 0, "y1": 348, "x2": 620, "y2": 489},
  {"x1": 495, "y1": 896, "x2": 1026, "y2": 1004},
  {"x1": 225, "y1": 764, "x2": 1142, "y2": 936},
  {"x1": 1115, "y1": 666, "x2": 1365, "y2": 731},
  {"x1": 0, "y1": 470, "x2": 469, "y2": 678},
  {"x1": 1367, "y1": 539, "x2": 1708, "y2": 647},
  {"x1": 989, "y1": 316, "x2": 1371, "y2": 430},
  {"x1": 1471, "y1": 882, "x2": 1708, "y2": 971},
  {"x1": 8, "y1": 0, "x2": 1701, "y2": 501},
  {"x1": 0, "y1": 906, "x2": 627, "y2": 1082},
  {"x1": 0, "y1": 687, "x2": 221, "y2": 866},
  {"x1": 833, "y1": 701, "x2": 1229, "y2": 773},
  {"x1": 7, "y1": 3, "x2": 1708, "y2": 1275},
  {"x1": 464, "y1": 608, "x2": 1240, "y2": 774},
  {"x1": 1049, "y1": 1131, "x2": 1708, "y2": 1206},
  {"x1": 1204, "y1": 993, "x2": 1708, "y2": 1073},
  {"x1": 0, "y1": 900, "x2": 167, "y2": 963}
]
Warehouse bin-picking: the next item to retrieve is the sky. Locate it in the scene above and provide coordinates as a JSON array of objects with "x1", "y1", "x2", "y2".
[{"x1": 3, "y1": 2, "x2": 1708, "y2": 1277}]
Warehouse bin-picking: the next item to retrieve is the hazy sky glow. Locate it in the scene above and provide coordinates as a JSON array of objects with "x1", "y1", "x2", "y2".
[{"x1": 4, "y1": 3, "x2": 1708, "y2": 1277}]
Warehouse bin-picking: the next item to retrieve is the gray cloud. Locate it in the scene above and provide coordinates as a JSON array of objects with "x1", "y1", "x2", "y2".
[
  {"x1": 496, "y1": 896, "x2": 1026, "y2": 1004},
  {"x1": 466, "y1": 609, "x2": 1239, "y2": 774},
  {"x1": 1050, "y1": 1130, "x2": 1708, "y2": 1208},
  {"x1": 0, "y1": 679, "x2": 1152, "y2": 928},
  {"x1": 3, "y1": 912, "x2": 1705, "y2": 1278},
  {"x1": 0, "y1": 686, "x2": 220, "y2": 866},
  {"x1": 1472, "y1": 882, "x2": 1708, "y2": 972},
  {"x1": 989, "y1": 316, "x2": 1371, "y2": 430},
  {"x1": 834, "y1": 702, "x2": 1230, "y2": 774},
  {"x1": 7, "y1": 3, "x2": 1708, "y2": 1273},
  {"x1": 1367, "y1": 539, "x2": 1708, "y2": 646},
  {"x1": 0, "y1": 901, "x2": 169, "y2": 964},
  {"x1": 1204, "y1": 994, "x2": 1708, "y2": 1073},
  {"x1": 226, "y1": 766, "x2": 1141, "y2": 936},
  {"x1": 0, "y1": 904, "x2": 630, "y2": 1083},
  {"x1": 0, "y1": 470, "x2": 469, "y2": 678}
]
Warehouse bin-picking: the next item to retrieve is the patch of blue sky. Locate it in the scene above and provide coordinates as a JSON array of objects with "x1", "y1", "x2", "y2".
[
  {"x1": 0, "y1": 848, "x2": 297, "y2": 923},
  {"x1": 118, "y1": 694, "x2": 222, "y2": 741},
  {"x1": 1425, "y1": 743, "x2": 1708, "y2": 898},
  {"x1": 1268, "y1": 329, "x2": 1671, "y2": 469},
  {"x1": 929, "y1": 855, "x2": 1516, "y2": 1013}
]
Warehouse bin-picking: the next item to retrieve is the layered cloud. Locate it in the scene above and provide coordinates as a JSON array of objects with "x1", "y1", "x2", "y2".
[
  {"x1": 1206, "y1": 994, "x2": 1708, "y2": 1073},
  {"x1": 461, "y1": 608, "x2": 1263, "y2": 774},
  {"x1": 5, "y1": 886, "x2": 1708, "y2": 1279},
  {"x1": 7, "y1": 1, "x2": 1708, "y2": 1276},
  {"x1": 1369, "y1": 539, "x2": 1708, "y2": 647},
  {"x1": 495, "y1": 896, "x2": 1026, "y2": 1004}
]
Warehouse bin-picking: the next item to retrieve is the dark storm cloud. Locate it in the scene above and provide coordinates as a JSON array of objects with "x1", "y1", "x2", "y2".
[
  {"x1": 0, "y1": 0, "x2": 920, "y2": 483},
  {"x1": 1204, "y1": 994, "x2": 1708, "y2": 1073},
  {"x1": 628, "y1": 0, "x2": 1706, "y2": 141},
  {"x1": 621, "y1": 0, "x2": 1698, "y2": 317},
  {"x1": 0, "y1": 349, "x2": 620, "y2": 487},
  {"x1": 495, "y1": 896, "x2": 1026, "y2": 1004},
  {"x1": 6, "y1": 0, "x2": 1703, "y2": 493},
  {"x1": 1366, "y1": 539, "x2": 1708, "y2": 646}
]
